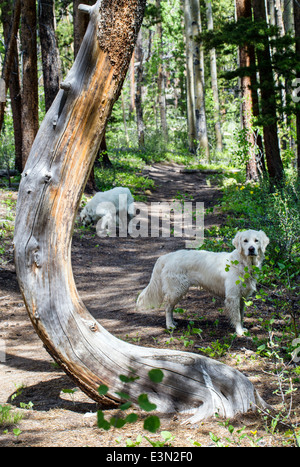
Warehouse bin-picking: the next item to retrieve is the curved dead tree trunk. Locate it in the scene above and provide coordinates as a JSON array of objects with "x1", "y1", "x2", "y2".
[{"x1": 13, "y1": 0, "x2": 268, "y2": 423}]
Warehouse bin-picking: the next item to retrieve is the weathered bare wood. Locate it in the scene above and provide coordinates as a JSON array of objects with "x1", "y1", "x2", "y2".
[{"x1": 13, "y1": 0, "x2": 269, "y2": 423}]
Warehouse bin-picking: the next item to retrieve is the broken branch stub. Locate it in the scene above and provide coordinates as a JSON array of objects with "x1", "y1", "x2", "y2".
[{"x1": 13, "y1": 0, "x2": 269, "y2": 422}]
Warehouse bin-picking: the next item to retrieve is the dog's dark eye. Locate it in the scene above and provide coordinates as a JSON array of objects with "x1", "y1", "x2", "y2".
[
  {"x1": 244, "y1": 239, "x2": 248, "y2": 243},
  {"x1": 255, "y1": 239, "x2": 259, "y2": 242}
]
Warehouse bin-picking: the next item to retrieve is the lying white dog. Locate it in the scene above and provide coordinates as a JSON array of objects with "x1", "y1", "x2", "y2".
[
  {"x1": 136, "y1": 230, "x2": 269, "y2": 336},
  {"x1": 80, "y1": 187, "x2": 134, "y2": 228}
]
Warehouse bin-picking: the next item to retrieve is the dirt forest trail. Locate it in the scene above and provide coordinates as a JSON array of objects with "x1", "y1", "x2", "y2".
[{"x1": 0, "y1": 162, "x2": 278, "y2": 447}]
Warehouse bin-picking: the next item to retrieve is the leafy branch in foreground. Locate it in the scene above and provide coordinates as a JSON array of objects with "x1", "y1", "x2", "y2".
[{"x1": 96, "y1": 368, "x2": 164, "y2": 434}]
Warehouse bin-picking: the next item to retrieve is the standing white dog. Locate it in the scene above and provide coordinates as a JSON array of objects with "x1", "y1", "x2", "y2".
[{"x1": 136, "y1": 230, "x2": 269, "y2": 336}]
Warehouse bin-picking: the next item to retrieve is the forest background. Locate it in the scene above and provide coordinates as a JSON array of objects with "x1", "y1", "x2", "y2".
[{"x1": 0, "y1": 0, "x2": 299, "y2": 181}]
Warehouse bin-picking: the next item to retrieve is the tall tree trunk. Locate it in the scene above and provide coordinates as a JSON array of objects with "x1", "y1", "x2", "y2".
[
  {"x1": 274, "y1": 0, "x2": 285, "y2": 35},
  {"x1": 184, "y1": 0, "x2": 209, "y2": 159},
  {"x1": 156, "y1": 0, "x2": 168, "y2": 142},
  {"x1": 13, "y1": 0, "x2": 268, "y2": 422},
  {"x1": 38, "y1": 0, "x2": 62, "y2": 112},
  {"x1": 253, "y1": 0, "x2": 284, "y2": 183},
  {"x1": 184, "y1": 0, "x2": 196, "y2": 153},
  {"x1": 294, "y1": 0, "x2": 300, "y2": 176},
  {"x1": 121, "y1": 90, "x2": 130, "y2": 145},
  {"x1": 0, "y1": 0, "x2": 22, "y2": 173},
  {"x1": 0, "y1": 0, "x2": 21, "y2": 135},
  {"x1": 129, "y1": 51, "x2": 135, "y2": 116},
  {"x1": 191, "y1": 0, "x2": 209, "y2": 160},
  {"x1": 206, "y1": 0, "x2": 223, "y2": 153},
  {"x1": 235, "y1": 0, "x2": 258, "y2": 180},
  {"x1": 283, "y1": 0, "x2": 293, "y2": 32},
  {"x1": 135, "y1": 29, "x2": 145, "y2": 147},
  {"x1": 20, "y1": 0, "x2": 39, "y2": 169}
]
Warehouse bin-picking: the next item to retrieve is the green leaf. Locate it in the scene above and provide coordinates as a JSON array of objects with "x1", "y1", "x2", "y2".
[
  {"x1": 148, "y1": 368, "x2": 164, "y2": 383},
  {"x1": 144, "y1": 415, "x2": 161, "y2": 433},
  {"x1": 209, "y1": 432, "x2": 220, "y2": 443},
  {"x1": 110, "y1": 417, "x2": 126, "y2": 429},
  {"x1": 115, "y1": 391, "x2": 130, "y2": 400},
  {"x1": 120, "y1": 401, "x2": 132, "y2": 411},
  {"x1": 97, "y1": 410, "x2": 111, "y2": 430},
  {"x1": 119, "y1": 374, "x2": 139, "y2": 383},
  {"x1": 98, "y1": 384, "x2": 109, "y2": 396},
  {"x1": 61, "y1": 388, "x2": 77, "y2": 394},
  {"x1": 13, "y1": 428, "x2": 22, "y2": 437},
  {"x1": 138, "y1": 394, "x2": 157, "y2": 412},
  {"x1": 125, "y1": 413, "x2": 138, "y2": 424},
  {"x1": 227, "y1": 425, "x2": 234, "y2": 434},
  {"x1": 161, "y1": 431, "x2": 174, "y2": 442}
]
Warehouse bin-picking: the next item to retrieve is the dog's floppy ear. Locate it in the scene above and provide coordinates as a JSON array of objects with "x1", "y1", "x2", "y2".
[
  {"x1": 258, "y1": 230, "x2": 269, "y2": 252},
  {"x1": 232, "y1": 231, "x2": 243, "y2": 253}
]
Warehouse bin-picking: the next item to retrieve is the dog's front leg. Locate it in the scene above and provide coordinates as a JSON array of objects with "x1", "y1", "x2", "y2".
[
  {"x1": 165, "y1": 302, "x2": 177, "y2": 330},
  {"x1": 224, "y1": 293, "x2": 247, "y2": 336}
]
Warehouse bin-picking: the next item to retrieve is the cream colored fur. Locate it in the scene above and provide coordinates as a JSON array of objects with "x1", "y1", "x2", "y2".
[
  {"x1": 80, "y1": 187, "x2": 134, "y2": 226},
  {"x1": 136, "y1": 230, "x2": 269, "y2": 336}
]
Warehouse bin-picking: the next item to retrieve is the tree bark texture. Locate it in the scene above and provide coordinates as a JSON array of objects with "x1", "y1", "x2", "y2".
[
  {"x1": 38, "y1": 0, "x2": 62, "y2": 112},
  {"x1": 0, "y1": 0, "x2": 21, "y2": 136},
  {"x1": 253, "y1": 0, "x2": 284, "y2": 182},
  {"x1": 20, "y1": 0, "x2": 39, "y2": 169},
  {"x1": 236, "y1": 0, "x2": 258, "y2": 181},
  {"x1": 0, "y1": 0, "x2": 23, "y2": 172},
  {"x1": 206, "y1": 0, "x2": 223, "y2": 153},
  {"x1": 156, "y1": 0, "x2": 168, "y2": 142},
  {"x1": 184, "y1": 0, "x2": 209, "y2": 159},
  {"x1": 13, "y1": 0, "x2": 268, "y2": 422},
  {"x1": 184, "y1": 0, "x2": 196, "y2": 153},
  {"x1": 135, "y1": 29, "x2": 145, "y2": 148}
]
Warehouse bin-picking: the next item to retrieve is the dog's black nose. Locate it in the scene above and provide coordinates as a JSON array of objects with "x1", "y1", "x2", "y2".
[{"x1": 248, "y1": 246, "x2": 255, "y2": 255}]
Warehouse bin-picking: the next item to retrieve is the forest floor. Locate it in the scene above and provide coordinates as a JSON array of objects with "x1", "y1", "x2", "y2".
[{"x1": 0, "y1": 162, "x2": 299, "y2": 447}]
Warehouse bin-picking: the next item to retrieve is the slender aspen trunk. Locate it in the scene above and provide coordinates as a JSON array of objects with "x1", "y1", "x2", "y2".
[
  {"x1": 190, "y1": 0, "x2": 209, "y2": 160},
  {"x1": 135, "y1": 29, "x2": 145, "y2": 147},
  {"x1": 206, "y1": 1, "x2": 223, "y2": 153},
  {"x1": 184, "y1": 0, "x2": 209, "y2": 157},
  {"x1": 184, "y1": 0, "x2": 196, "y2": 153},
  {"x1": 253, "y1": 0, "x2": 284, "y2": 182},
  {"x1": 156, "y1": 0, "x2": 168, "y2": 142}
]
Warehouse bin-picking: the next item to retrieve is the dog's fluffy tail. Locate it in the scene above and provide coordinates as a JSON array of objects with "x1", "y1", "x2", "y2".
[{"x1": 136, "y1": 256, "x2": 165, "y2": 311}]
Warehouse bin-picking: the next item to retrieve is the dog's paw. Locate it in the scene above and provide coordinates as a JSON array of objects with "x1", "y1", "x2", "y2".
[
  {"x1": 236, "y1": 326, "x2": 248, "y2": 336},
  {"x1": 166, "y1": 320, "x2": 177, "y2": 330}
]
